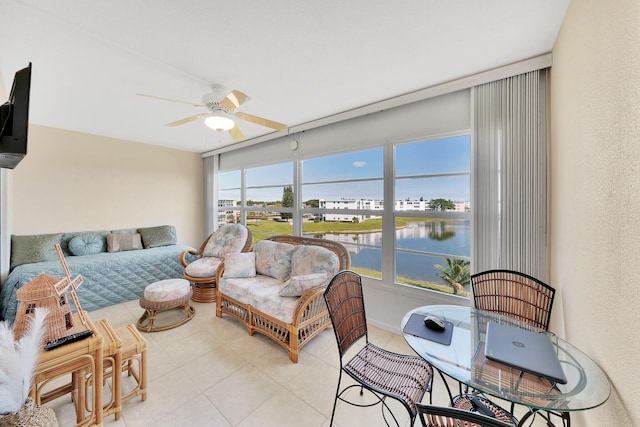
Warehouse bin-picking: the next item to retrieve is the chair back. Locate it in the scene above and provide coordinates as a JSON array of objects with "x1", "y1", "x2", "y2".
[
  {"x1": 323, "y1": 270, "x2": 367, "y2": 358},
  {"x1": 201, "y1": 223, "x2": 253, "y2": 258},
  {"x1": 471, "y1": 269, "x2": 555, "y2": 330},
  {"x1": 416, "y1": 404, "x2": 515, "y2": 427}
]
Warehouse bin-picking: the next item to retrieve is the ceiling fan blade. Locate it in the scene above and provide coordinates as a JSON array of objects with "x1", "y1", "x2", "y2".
[
  {"x1": 228, "y1": 124, "x2": 245, "y2": 142},
  {"x1": 220, "y1": 90, "x2": 250, "y2": 110},
  {"x1": 235, "y1": 112, "x2": 287, "y2": 131},
  {"x1": 137, "y1": 93, "x2": 202, "y2": 107},
  {"x1": 164, "y1": 113, "x2": 208, "y2": 127}
]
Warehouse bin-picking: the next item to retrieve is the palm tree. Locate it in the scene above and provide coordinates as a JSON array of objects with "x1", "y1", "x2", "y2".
[{"x1": 435, "y1": 258, "x2": 470, "y2": 295}]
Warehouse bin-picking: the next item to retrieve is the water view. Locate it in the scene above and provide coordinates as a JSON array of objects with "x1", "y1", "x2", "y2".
[{"x1": 304, "y1": 219, "x2": 471, "y2": 287}]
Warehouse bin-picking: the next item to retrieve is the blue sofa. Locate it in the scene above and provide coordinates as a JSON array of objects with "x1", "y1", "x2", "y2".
[{"x1": 0, "y1": 225, "x2": 194, "y2": 323}]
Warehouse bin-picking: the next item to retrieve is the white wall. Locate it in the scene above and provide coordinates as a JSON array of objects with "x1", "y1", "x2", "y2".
[
  {"x1": 6, "y1": 125, "x2": 204, "y2": 266},
  {"x1": 550, "y1": 0, "x2": 640, "y2": 424}
]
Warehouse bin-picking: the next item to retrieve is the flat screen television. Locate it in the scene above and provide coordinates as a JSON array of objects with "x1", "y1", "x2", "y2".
[{"x1": 0, "y1": 62, "x2": 32, "y2": 169}]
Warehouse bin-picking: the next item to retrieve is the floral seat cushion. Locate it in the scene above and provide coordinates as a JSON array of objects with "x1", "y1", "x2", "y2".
[
  {"x1": 218, "y1": 275, "x2": 297, "y2": 323},
  {"x1": 184, "y1": 256, "x2": 221, "y2": 278}
]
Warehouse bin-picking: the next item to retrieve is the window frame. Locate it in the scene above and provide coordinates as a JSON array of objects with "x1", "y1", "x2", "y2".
[{"x1": 215, "y1": 130, "x2": 471, "y2": 299}]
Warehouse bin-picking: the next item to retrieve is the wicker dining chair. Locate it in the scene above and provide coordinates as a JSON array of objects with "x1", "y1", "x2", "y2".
[
  {"x1": 467, "y1": 269, "x2": 556, "y2": 419},
  {"x1": 416, "y1": 403, "x2": 516, "y2": 427},
  {"x1": 449, "y1": 394, "x2": 518, "y2": 426},
  {"x1": 323, "y1": 270, "x2": 433, "y2": 427},
  {"x1": 471, "y1": 269, "x2": 556, "y2": 331}
]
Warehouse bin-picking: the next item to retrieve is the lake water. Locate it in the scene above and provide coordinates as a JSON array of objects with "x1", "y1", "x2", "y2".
[{"x1": 305, "y1": 220, "x2": 471, "y2": 284}]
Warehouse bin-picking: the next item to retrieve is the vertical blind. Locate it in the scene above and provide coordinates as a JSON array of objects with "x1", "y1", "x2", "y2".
[{"x1": 473, "y1": 68, "x2": 549, "y2": 281}]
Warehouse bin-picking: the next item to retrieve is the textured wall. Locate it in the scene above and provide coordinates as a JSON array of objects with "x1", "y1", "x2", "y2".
[
  {"x1": 550, "y1": 0, "x2": 640, "y2": 424},
  {"x1": 8, "y1": 125, "x2": 204, "y2": 248}
]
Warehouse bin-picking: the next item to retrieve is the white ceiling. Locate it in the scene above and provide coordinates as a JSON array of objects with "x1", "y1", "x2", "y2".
[{"x1": 0, "y1": 0, "x2": 569, "y2": 153}]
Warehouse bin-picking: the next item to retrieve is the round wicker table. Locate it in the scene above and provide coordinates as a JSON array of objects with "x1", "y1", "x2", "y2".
[{"x1": 137, "y1": 279, "x2": 195, "y2": 332}]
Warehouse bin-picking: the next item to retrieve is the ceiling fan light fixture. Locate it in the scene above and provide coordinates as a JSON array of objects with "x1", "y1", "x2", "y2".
[{"x1": 204, "y1": 111, "x2": 235, "y2": 131}]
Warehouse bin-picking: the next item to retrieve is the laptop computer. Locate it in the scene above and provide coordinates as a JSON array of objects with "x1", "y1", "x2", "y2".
[{"x1": 484, "y1": 322, "x2": 567, "y2": 384}]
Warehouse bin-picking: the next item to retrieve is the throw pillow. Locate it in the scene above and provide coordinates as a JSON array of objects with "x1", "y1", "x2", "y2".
[
  {"x1": 254, "y1": 240, "x2": 296, "y2": 281},
  {"x1": 107, "y1": 233, "x2": 143, "y2": 253},
  {"x1": 138, "y1": 225, "x2": 177, "y2": 248},
  {"x1": 61, "y1": 230, "x2": 109, "y2": 255},
  {"x1": 279, "y1": 273, "x2": 329, "y2": 297},
  {"x1": 68, "y1": 234, "x2": 104, "y2": 256},
  {"x1": 222, "y1": 252, "x2": 256, "y2": 278},
  {"x1": 10, "y1": 233, "x2": 64, "y2": 270},
  {"x1": 290, "y1": 245, "x2": 340, "y2": 277}
]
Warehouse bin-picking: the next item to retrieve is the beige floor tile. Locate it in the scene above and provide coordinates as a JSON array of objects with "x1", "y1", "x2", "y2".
[
  {"x1": 161, "y1": 330, "x2": 224, "y2": 366},
  {"x1": 144, "y1": 347, "x2": 179, "y2": 382},
  {"x1": 120, "y1": 369, "x2": 200, "y2": 427},
  {"x1": 237, "y1": 387, "x2": 326, "y2": 427},
  {"x1": 180, "y1": 346, "x2": 246, "y2": 392},
  {"x1": 203, "y1": 365, "x2": 283, "y2": 426},
  {"x1": 332, "y1": 386, "x2": 413, "y2": 427},
  {"x1": 145, "y1": 394, "x2": 231, "y2": 427},
  {"x1": 285, "y1": 357, "x2": 340, "y2": 418}
]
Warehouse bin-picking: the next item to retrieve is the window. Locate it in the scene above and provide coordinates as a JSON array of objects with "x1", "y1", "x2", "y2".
[
  {"x1": 215, "y1": 135, "x2": 471, "y2": 298},
  {"x1": 301, "y1": 148, "x2": 384, "y2": 279},
  {"x1": 218, "y1": 170, "x2": 241, "y2": 226},
  {"x1": 394, "y1": 135, "x2": 471, "y2": 296},
  {"x1": 217, "y1": 163, "x2": 293, "y2": 242}
]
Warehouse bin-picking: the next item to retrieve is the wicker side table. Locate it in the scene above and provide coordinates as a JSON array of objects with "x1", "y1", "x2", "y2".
[
  {"x1": 93, "y1": 319, "x2": 123, "y2": 420},
  {"x1": 114, "y1": 323, "x2": 147, "y2": 404},
  {"x1": 136, "y1": 279, "x2": 195, "y2": 332}
]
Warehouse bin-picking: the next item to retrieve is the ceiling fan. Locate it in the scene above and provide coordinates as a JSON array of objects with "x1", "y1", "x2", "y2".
[{"x1": 137, "y1": 85, "x2": 287, "y2": 142}]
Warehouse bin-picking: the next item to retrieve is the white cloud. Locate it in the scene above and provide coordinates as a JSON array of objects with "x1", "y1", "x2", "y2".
[{"x1": 352, "y1": 161, "x2": 366, "y2": 167}]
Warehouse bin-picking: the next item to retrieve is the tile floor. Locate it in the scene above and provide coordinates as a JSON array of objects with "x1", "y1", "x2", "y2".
[{"x1": 44, "y1": 300, "x2": 550, "y2": 427}]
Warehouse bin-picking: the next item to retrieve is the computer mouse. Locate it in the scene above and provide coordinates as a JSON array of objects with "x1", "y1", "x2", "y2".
[{"x1": 424, "y1": 316, "x2": 446, "y2": 332}]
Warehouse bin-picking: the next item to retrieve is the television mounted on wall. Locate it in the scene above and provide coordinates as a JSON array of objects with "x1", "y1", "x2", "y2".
[{"x1": 0, "y1": 62, "x2": 32, "y2": 169}]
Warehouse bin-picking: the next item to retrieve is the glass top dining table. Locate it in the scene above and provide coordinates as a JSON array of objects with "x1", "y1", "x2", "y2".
[{"x1": 401, "y1": 305, "x2": 610, "y2": 416}]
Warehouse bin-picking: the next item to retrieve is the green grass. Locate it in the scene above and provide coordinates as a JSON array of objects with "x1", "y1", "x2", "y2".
[
  {"x1": 247, "y1": 217, "x2": 460, "y2": 242},
  {"x1": 346, "y1": 266, "x2": 470, "y2": 297}
]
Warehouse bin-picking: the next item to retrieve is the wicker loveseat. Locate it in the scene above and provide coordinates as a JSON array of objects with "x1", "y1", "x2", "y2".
[{"x1": 216, "y1": 235, "x2": 350, "y2": 363}]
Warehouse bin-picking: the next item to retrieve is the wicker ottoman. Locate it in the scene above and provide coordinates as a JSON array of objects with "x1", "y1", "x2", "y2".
[{"x1": 136, "y1": 279, "x2": 195, "y2": 332}]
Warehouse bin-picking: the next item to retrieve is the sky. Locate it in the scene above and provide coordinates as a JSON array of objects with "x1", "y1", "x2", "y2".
[{"x1": 219, "y1": 135, "x2": 471, "y2": 203}]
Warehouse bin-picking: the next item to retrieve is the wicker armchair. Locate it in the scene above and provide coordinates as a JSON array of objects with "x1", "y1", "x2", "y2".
[
  {"x1": 323, "y1": 270, "x2": 433, "y2": 427},
  {"x1": 179, "y1": 224, "x2": 252, "y2": 303},
  {"x1": 471, "y1": 269, "x2": 556, "y2": 331},
  {"x1": 417, "y1": 403, "x2": 516, "y2": 427}
]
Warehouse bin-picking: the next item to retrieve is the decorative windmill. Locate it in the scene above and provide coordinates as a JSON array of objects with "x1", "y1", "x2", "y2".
[{"x1": 13, "y1": 244, "x2": 87, "y2": 342}]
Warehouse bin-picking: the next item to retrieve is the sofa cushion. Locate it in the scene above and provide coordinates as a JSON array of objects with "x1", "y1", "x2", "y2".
[
  {"x1": 184, "y1": 256, "x2": 221, "y2": 278},
  {"x1": 254, "y1": 240, "x2": 296, "y2": 281},
  {"x1": 202, "y1": 224, "x2": 249, "y2": 258},
  {"x1": 107, "y1": 233, "x2": 143, "y2": 253},
  {"x1": 110, "y1": 228, "x2": 138, "y2": 235},
  {"x1": 223, "y1": 252, "x2": 256, "y2": 278},
  {"x1": 290, "y1": 245, "x2": 340, "y2": 278},
  {"x1": 68, "y1": 234, "x2": 104, "y2": 256},
  {"x1": 138, "y1": 225, "x2": 177, "y2": 248},
  {"x1": 219, "y1": 275, "x2": 297, "y2": 323},
  {"x1": 279, "y1": 273, "x2": 329, "y2": 297},
  {"x1": 10, "y1": 233, "x2": 64, "y2": 270}
]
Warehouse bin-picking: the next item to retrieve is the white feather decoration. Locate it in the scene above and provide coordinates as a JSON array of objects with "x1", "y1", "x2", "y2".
[{"x1": 0, "y1": 308, "x2": 48, "y2": 414}]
